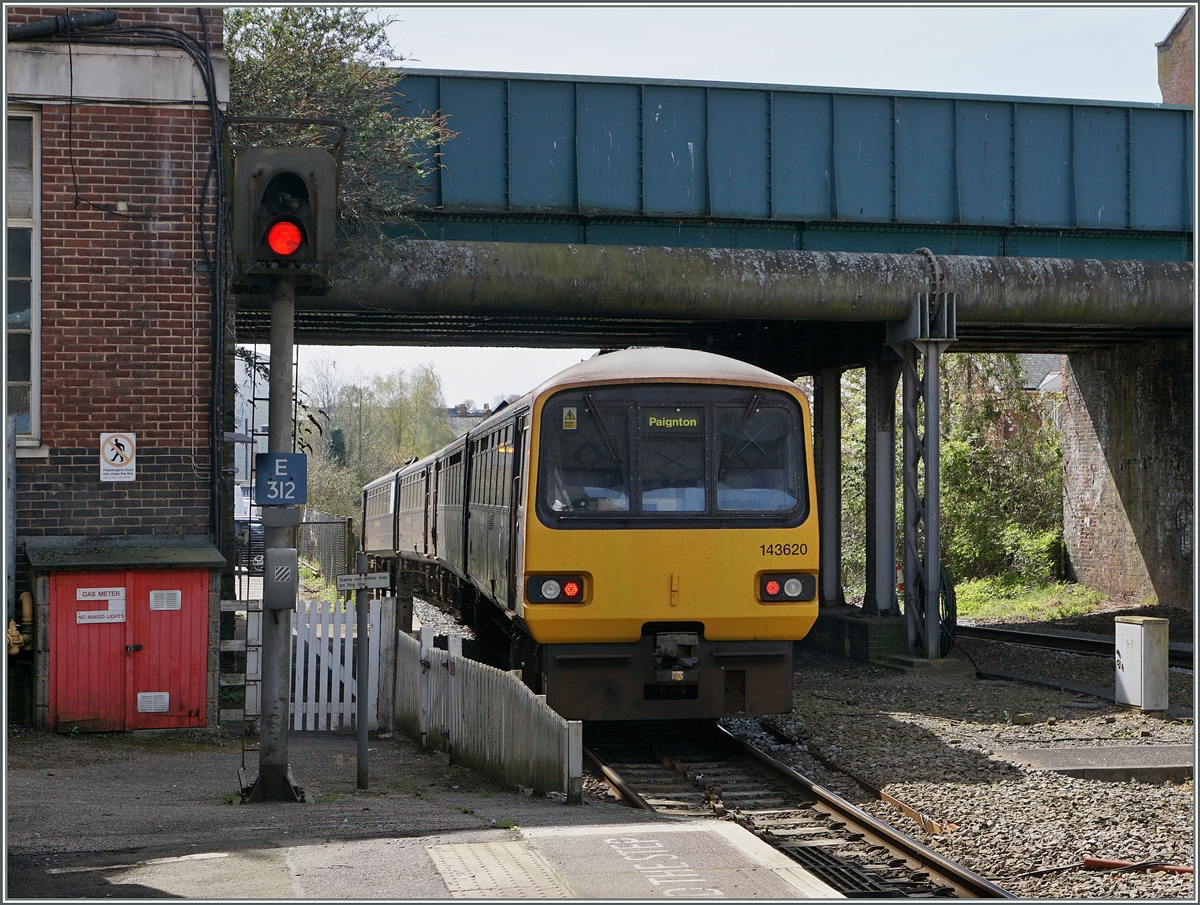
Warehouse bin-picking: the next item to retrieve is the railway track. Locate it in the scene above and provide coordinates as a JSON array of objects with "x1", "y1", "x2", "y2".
[
  {"x1": 955, "y1": 624, "x2": 1193, "y2": 669},
  {"x1": 584, "y1": 720, "x2": 1014, "y2": 899}
]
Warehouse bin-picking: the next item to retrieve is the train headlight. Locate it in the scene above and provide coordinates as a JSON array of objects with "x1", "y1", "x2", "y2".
[
  {"x1": 759, "y1": 573, "x2": 815, "y2": 602},
  {"x1": 527, "y1": 575, "x2": 586, "y2": 603}
]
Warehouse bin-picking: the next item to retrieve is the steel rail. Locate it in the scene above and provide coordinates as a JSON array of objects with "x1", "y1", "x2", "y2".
[
  {"x1": 955, "y1": 625, "x2": 1193, "y2": 669},
  {"x1": 715, "y1": 724, "x2": 1015, "y2": 899},
  {"x1": 581, "y1": 745, "x2": 655, "y2": 812}
]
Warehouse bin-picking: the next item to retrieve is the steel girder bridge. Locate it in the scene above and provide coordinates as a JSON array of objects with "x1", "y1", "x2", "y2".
[{"x1": 232, "y1": 70, "x2": 1194, "y2": 659}]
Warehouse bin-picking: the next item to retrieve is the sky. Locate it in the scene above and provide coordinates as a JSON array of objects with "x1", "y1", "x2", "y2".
[{"x1": 296, "y1": 3, "x2": 1189, "y2": 407}]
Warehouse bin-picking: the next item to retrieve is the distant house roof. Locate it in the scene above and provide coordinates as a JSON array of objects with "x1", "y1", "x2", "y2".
[{"x1": 1019, "y1": 353, "x2": 1063, "y2": 391}]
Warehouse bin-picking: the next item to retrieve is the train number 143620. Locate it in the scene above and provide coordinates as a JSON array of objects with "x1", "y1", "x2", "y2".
[{"x1": 760, "y1": 543, "x2": 808, "y2": 556}]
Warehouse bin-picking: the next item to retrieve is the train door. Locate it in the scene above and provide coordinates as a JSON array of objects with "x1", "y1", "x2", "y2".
[
  {"x1": 422, "y1": 467, "x2": 431, "y2": 554},
  {"x1": 507, "y1": 414, "x2": 527, "y2": 610},
  {"x1": 430, "y1": 460, "x2": 441, "y2": 559}
]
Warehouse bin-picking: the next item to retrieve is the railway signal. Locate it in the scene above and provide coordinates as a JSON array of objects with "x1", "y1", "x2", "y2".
[{"x1": 231, "y1": 146, "x2": 338, "y2": 285}]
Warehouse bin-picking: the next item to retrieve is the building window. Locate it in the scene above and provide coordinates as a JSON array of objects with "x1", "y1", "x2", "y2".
[{"x1": 6, "y1": 111, "x2": 39, "y2": 441}]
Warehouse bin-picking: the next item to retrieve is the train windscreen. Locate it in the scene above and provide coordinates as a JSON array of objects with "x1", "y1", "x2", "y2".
[{"x1": 538, "y1": 385, "x2": 807, "y2": 528}]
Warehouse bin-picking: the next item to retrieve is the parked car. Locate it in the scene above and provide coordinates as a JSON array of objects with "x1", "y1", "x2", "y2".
[{"x1": 236, "y1": 519, "x2": 264, "y2": 574}]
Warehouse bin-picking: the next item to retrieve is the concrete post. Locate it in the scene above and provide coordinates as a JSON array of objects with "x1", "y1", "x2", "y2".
[
  {"x1": 864, "y1": 360, "x2": 901, "y2": 615},
  {"x1": 813, "y1": 371, "x2": 845, "y2": 606},
  {"x1": 248, "y1": 276, "x2": 302, "y2": 802}
]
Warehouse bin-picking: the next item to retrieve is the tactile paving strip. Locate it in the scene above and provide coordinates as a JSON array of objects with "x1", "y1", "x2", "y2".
[{"x1": 426, "y1": 841, "x2": 575, "y2": 898}]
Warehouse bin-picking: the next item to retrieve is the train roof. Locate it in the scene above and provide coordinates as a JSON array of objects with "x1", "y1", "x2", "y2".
[{"x1": 531, "y1": 347, "x2": 799, "y2": 394}]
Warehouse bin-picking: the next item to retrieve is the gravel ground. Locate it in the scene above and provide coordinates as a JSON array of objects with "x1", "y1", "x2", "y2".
[
  {"x1": 414, "y1": 594, "x2": 1195, "y2": 897},
  {"x1": 723, "y1": 643, "x2": 1195, "y2": 899},
  {"x1": 412, "y1": 597, "x2": 476, "y2": 639}
]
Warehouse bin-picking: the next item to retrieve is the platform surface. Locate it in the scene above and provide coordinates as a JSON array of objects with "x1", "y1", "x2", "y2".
[{"x1": 518, "y1": 821, "x2": 841, "y2": 899}]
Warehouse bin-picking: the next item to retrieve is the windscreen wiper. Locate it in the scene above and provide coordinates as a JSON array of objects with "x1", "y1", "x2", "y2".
[
  {"x1": 718, "y1": 393, "x2": 759, "y2": 481},
  {"x1": 584, "y1": 393, "x2": 623, "y2": 463}
]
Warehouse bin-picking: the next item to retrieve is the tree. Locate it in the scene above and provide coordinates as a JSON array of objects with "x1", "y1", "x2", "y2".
[
  {"x1": 821, "y1": 352, "x2": 1063, "y2": 596},
  {"x1": 224, "y1": 7, "x2": 453, "y2": 241},
  {"x1": 297, "y1": 359, "x2": 454, "y2": 519},
  {"x1": 939, "y1": 353, "x2": 1063, "y2": 583}
]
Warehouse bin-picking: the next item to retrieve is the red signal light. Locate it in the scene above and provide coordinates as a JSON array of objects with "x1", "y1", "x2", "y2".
[
  {"x1": 765, "y1": 580, "x2": 781, "y2": 596},
  {"x1": 266, "y1": 220, "x2": 303, "y2": 256},
  {"x1": 562, "y1": 580, "x2": 581, "y2": 598}
]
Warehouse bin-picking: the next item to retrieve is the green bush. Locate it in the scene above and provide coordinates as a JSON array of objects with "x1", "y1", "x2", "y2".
[{"x1": 956, "y1": 578, "x2": 1103, "y2": 622}]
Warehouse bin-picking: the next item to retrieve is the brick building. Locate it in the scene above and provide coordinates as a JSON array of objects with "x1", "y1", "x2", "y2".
[
  {"x1": 1157, "y1": 8, "x2": 1194, "y2": 104},
  {"x1": 6, "y1": 7, "x2": 230, "y2": 729}
]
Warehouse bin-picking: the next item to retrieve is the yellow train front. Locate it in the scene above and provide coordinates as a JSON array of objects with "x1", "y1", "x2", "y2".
[
  {"x1": 523, "y1": 347, "x2": 820, "y2": 722},
  {"x1": 365, "y1": 347, "x2": 820, "y2": 722}
]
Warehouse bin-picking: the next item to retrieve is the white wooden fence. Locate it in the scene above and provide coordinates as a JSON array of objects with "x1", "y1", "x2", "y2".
[
  {"x1": 291, "y1": 598, "x2": 380, "y2": 731},
  {"x1": 395, "y1": 627, "x2": 582, "y2": 802}
]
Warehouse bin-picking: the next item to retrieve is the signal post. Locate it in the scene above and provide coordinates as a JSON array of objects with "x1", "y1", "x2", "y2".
[{"x1": 226, "y1": 121, "x2": 343, "y2": 802}]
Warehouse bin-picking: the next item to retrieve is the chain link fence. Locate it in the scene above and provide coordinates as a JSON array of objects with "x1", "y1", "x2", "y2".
[{"x1": 299, "y1": 509, "x2": 356, "y2": 591}]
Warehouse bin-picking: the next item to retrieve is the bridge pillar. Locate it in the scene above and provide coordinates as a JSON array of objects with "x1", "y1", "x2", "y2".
[
  {"x1": 813, "y1": 371, "x2": 845, "y2": 607},
  {"x1": 863, "y1": 358, "x2": 902, "y2": 615}
]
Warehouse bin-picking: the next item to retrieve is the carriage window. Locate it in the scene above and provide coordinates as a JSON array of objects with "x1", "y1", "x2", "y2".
[
  {"x1": 640, "y1": 408, "x2": 705, "y2": 512},
  {"x1": 716, "y1": 405, "x2": 798, "y2": 511},
  {"x1": 543, "y1": 400, "x2": 630, "y2": 512}
]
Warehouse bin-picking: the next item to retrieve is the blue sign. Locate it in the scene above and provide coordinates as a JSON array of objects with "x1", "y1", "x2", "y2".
[{"x1": 255, "y1": 453, "x2": 307, "y2": 506}]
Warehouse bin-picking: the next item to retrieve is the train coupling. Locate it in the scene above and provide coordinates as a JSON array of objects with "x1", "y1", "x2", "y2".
[{"x1": 653, "y1": 631, "x2": 700, "y2": 684}]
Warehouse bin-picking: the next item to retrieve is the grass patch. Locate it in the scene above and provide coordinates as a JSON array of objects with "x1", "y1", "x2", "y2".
[
  {"x1": 492, "y1": 818, "x2": 518, "y2": 829},
  {"x1": 956, "y1": 578, "x2": 1105, "y2": 622}
]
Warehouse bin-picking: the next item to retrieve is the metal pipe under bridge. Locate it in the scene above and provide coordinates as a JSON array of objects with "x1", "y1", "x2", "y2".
[{"x1": 236, "y1": 241, "x2": 1193, "y2": 351}]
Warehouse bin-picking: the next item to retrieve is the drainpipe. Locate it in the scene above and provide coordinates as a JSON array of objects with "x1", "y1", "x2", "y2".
[{"x1": 6, "y1": 416, "x2": 15, "y2": 623}]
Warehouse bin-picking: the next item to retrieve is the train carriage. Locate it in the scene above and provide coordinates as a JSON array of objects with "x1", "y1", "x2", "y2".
[{"x1": 364, "y1": 347, "x2": 819, "y2": 721}]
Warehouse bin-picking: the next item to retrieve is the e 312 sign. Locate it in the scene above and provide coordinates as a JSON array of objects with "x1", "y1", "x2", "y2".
[{"x1": 255, "y1": 453, "x2": 307, "y2": 506}]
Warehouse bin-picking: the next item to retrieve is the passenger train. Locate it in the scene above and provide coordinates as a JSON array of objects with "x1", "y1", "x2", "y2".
[{"x1": 362, "y1": 348, "x2": 820, "y2": 721}]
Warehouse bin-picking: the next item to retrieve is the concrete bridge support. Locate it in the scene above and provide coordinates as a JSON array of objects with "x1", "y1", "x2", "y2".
[
  {"x1": 813, "y1": 372, "x2": 846, "y2": 607},
  {"x1": 863, "y1": 359, "x2": 902, "y2": 616},
  {"x1": 1061, "y1": 338, "x2": 1193, "y2": 609}
]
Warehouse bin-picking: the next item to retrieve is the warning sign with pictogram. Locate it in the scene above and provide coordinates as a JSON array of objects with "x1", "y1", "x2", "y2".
[{"x1": 100, "y1": 432, "x2": 137, "y2": 482}]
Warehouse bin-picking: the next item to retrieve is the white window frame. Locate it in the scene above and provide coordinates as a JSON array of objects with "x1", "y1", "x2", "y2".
[{"x1": 6, "y1": 107, "x2": 42, "y2": 451}]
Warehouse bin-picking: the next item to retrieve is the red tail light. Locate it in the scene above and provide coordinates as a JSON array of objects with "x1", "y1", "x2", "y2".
[{"x1": 527, "y1": 574, "x2": 586, "y2": 603}]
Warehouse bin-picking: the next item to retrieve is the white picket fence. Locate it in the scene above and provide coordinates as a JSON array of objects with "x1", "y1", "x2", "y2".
[
  {"x1": 395, "y1": 627, "x2": 582, "y2": 802},
  {"x1": 291, "y1": 598, "x2": 380, "y2": 731}
]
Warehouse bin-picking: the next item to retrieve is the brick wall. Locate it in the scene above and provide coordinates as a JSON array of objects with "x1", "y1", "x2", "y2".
[
  {"x1": 10, "y1": 7, "x2": 224, "y2": 577},
  {"x1": 1061, "y1": 340, "x2": 1193, "y2": 607},
  {"x1": 1157, "y1": 8, "x2": 1194, "y2": 104}
]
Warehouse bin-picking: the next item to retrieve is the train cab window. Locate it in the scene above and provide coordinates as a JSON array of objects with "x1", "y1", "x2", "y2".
[
  {"x1": 543, "y1": 398, "x2": 631, "y2": 512},
  {"x1": 539, "y1": 385, "x2": 807, "y2": 528},
  {"x1": 716, "y1": 404, "x2": 798, "y2": 511}
]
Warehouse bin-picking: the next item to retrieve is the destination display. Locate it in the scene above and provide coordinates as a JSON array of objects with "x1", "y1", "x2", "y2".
[{"x1": 642, "y1": 408, "x2": 704, "y2": 433}]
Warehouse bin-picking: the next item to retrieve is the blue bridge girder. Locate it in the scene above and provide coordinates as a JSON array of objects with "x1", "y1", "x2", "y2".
[{"x1": 392, "y1": 69, "x2": 1193, "y2": 262}]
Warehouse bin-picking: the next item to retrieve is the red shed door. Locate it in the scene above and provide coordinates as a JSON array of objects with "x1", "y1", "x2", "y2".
[
  {"x1": 125, "y1": 569, "x2": 208, "y2": 729},
  {"x1": 49, "y1": 568, "x2": 209, "y2": 731},
  {"x1": 49, "y1": 570, "x2": 129, "y2": 732}
]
